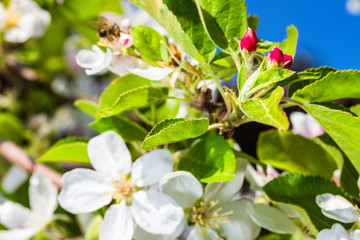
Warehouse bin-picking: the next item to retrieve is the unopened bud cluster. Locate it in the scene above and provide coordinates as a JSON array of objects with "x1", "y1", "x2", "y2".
[
  {"x1": 268, "y1": 47, "x2": 293, "y2": 69},
  {"x1": 239, "y1": 28, "x2": 293, "y2": 69}
]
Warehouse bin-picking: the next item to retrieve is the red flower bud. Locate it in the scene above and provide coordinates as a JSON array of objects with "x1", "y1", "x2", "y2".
[
  {"x1": 283, "y1": 54, "x2": 293, "y2": 69},
  {"x1": 268, "y1": 47, "x2": 284, "y2": 67},
  {"x1": 240, "y1": 28, "x2": 257, "y2": 53}
]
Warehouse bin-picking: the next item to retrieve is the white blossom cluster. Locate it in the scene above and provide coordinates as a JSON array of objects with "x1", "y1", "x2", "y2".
[
  {"x1": 57, "y1": 131, "x2": 260, "y2": 240},
  {"x1": 0, "y1": 0, "x2": 50, "y2": 43}
]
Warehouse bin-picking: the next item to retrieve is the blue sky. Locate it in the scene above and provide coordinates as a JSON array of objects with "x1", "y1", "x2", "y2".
[{"x1": 246, "y1": 0, "x2": 360, "y2": 70}]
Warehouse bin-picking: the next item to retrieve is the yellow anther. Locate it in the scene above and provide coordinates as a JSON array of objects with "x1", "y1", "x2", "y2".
[
  {"x1": 215, "y1": 223, "x2": 220, "y2": 229},
  {"x1": 213, "y1": 212, "x2": 219, "y2": 218}
]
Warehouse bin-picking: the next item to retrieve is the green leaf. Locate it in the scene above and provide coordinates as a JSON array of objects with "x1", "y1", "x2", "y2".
[
  {"x1": 292, "y1": 70, "x2": 360, "y2": 103},
  {"x1": 130, "y1": 0, "x2": 216, "y2": 63},
  {"x1": 351, "y1": 104, "x2": 360, "y2": 116},
  {"x1": 131, "y1": 25, "x2": 163, "y2": 65},
  {"x1": 74, "y1": 99, "x2": 98, "y2": 118},
  {"x1": 240, "y1": 87, "x2": 289, "y2": 131},
  {"x1": 62, "y1": 0, "x2": 122, "y2": 20},
  {"x1": 237, "y1": 64, "x2": 247, "y2": 92},
  {"x1": 263, "y1": 174, "x2": 351, "y2": 234},
  {"x1": 138, "y1": 98, "x2": 180, "y2": 123},
  {"x1": 314, "y1": 134, "x2": 359, "y2": 198},
  {"x1": 281, "y1": 25, "x2": 298, "y2": 58},
  {"x1": 258, "y1": 130, "x2": 337, "y2": 178},
  {"x1": 287, "y1": 67, "x2": 337, "y2": 97},
  {"x1": 195, "y1": 0, "x2": 247, "y2": 51},
  {"x1": 178, "y1": 135, "x2": 236, "y2": 182},
  {"x1": 240, "y1": 66, "x2": 294, "y2": 100},
  {"x1": 247, "y1": 15, "x2": 259, "y2": 33},
  {"x1": 141, "y1": 118, "x2": 209, "y2": 151},
  {"x1": 89, "y1": 115, "x2": 147, "y2": 142},
  {"x1": 246, "y1": 203, "x2": 298, "y2": 234},
  {"x1": 0, "y1": 113, "x2": 25, "y2": 143},
  {"x1": 303, "y1": 103, "x2": 360, "y2": 174},
  {"x1": 37, "y1": 137, "x2": 90, "y2": 163},
  {"x1": 98, "y1": 74, "x2": 158, "y2": 110},
  {"x1": 99, "y1": 86, "x2": 169, "y2": 117},
  {"x1": 211, "y1": 52, "x2": 235, "y2": 68}
]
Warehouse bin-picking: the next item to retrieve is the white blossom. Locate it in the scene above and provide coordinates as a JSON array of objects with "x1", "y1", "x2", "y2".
[
  {"x1": 317, "y1": 223, "x2": 360, "y2": 240},
  {"x1": 316, "y1": 193, "x2": 360, "y2": 223},
  {"x1": 0, "y1": 172, "x2": 57, "y2": 240},
  {"x1": 3, "y1": 0, "x2": 50, "y2": 43},
  {"x1": 290, "y1": 111, "x2": 324, "y2": 139},
  {"x1": 347, "y1": 0, "x2": 360, "y2": 15},
  {"x1": 158, "y1": 160, "x2": 260, "y2": 240},
  {"x1": 75, "y1": 45, "x2": 113, "y2": 75},
  {"x1": 76, "y1": 45, "x2": 139, "y2": 76},
  {"x1": 58, "y1": 131, "x2": 184, "y2": 240}
]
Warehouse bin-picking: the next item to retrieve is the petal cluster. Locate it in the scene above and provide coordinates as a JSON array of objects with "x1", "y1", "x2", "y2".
[
  {"x1": 0, "y1": 0, "x2": 50, "y2": 43},
  {"x1": 0, "y1": 172, "x2": 57, "y2": 240},
  {"x1": 58, "y1": 131, "x2": 184, "y2": 240}
]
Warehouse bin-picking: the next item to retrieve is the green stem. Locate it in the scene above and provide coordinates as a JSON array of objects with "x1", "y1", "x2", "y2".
[
  {"x1": 208, "y1": 123, "x2": 226, "y2": 131},
  {"x1": 167, "y1": 96, "x2": 192, "y2": 102},
  {"x1": 229, "y1": 48, "x2": 241, "y2": 72}
]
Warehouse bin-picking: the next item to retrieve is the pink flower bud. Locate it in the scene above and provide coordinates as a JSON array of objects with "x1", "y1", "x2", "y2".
[
  {"x1": 283, "y1": 54, "x2": 293, "y2": 69},
  {"x1": 240, "y1": 28, "x2": 257, "y2": 53},
  {"x1": 268, "y1": 47, "x2": 284, "y2": 67}
]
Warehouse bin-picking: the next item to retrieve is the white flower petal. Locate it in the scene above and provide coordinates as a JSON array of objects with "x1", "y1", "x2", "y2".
[
  {"x1": 120, "y1": 18, "x2": 131, "y2": 33},
  {"x1": 120, "y1": 33, "x2": 133, "y2": 48},
  {"x1": 131, "y1": 190, "x2": 184, "y2": 235},
  {"x1": 159, "y1": 171, "x2": 203, "y2": 209},
  {"x1": 316, "y1": 223, "x2": 350, "y2": 240},
  {"x1": 132, "y1": 149, "x2": 173, "y2": 187},
  {"x1": 351, "y1": 230, "x2": 360, "y2": 240},
  {"x1": 0, "y1": 228, "x2": 38, "y2": 240},
  {"x1": 87, "y1": 131, "x2": 132, "y2": 176},
  {"x1": 2, "y1": 166, "x2": 28, "y2": 194},
  {"x1": 217, "y1": 199, "x2": 260, "y2": 240},
  {"x1": 29, "y1": 172, "x2": 57, "y2": 221},
  {"x1": 245, "y1": 202, "x2": 298, "y2": 234},
  {"x1": 108, "y1": 54, "x2": 139, "y2": 76},
  {"x1": 347, "y1": 0, "x2": 360, "y2": 15},
  {"x1": 128, "y1": 66, "x2": 173, "y2": 80},
  {"x1": 58, "y1": 169, "x2": 115, "y2": 214},
  {"x1": 99, "y1": 202, "x2": 134, "y2": 240},
  {"x1": 75, "y1": 45, "x2": 112, "y2": 76},
  {"x1": 316, "y1": 194, "x2": 360, "y2": 223},
  {"x1": 133, "y1": 220, "x2": 185, "y2": 240},
  {"x1": 290, "y1": 111, "x2": 324, "y2": 139},
  {"x1": 4, "y1": 0, "x2": 50, "y2": 43},
  {"x1": 204, "y1": 158, "x2": 247, "y2": 202},
  {"x1": 188, "y1": 228, "x2": 221, "y2": 240},
  {"x1": 0, "y1": 201, "x2": 33, "y2": 229}
]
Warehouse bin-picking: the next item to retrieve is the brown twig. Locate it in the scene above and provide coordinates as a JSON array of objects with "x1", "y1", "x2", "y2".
[{"x1": 0, "y1": 141, "x2": 62, "y2": 188}]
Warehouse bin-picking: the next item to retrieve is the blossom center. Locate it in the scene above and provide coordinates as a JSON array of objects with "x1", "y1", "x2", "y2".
[
  {"x1": 190, "y1": 199, "x2": 233, "y2": 236},
  {"x1": 5, "y1": 8, "x2": 21, "y2": 28},
  {"x1": 111, "y1": 173, "x2": 133, "y2": 203}
]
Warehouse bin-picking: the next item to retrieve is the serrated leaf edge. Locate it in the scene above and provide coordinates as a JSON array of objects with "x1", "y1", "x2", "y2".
[
  {"x1": 292, "y1": 70, "x2": 360, "y2": 102},
  {"x1": 141, "y1": 118, "x2": 209, "y2": 150}
]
